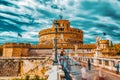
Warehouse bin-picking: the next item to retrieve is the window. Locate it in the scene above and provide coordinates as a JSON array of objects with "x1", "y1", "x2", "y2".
[
  {"x1": 99, "y1": 60, "x2": 102, "y2": 64},
  {"x1": 59, "y1": 28, "x2": 64, "y2": 31},
  {"x1": 105, "y1": 60, "x2": 109, "y2": 66},
  {"x1": 61, "y1": 24, "x2": 64, "y2": 27},
  {"x1": 66, "y1": 24, "x2": 68, "y2": 29}
]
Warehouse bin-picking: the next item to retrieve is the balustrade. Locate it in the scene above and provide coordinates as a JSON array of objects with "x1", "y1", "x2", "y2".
[{"x1": 77, "y1": 57, "x2": 120, "y2": 72}]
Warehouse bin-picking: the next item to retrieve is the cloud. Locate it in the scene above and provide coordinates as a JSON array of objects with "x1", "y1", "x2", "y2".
[{"x1": 0, "y1": 0, "x2": 120, "y2": 44}]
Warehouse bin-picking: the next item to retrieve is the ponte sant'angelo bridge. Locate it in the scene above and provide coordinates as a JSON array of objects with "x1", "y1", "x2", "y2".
[
  {"x1": 0, "y1": 19, "x2": 120, "y2": 80},
  {"x1": 0, "y1": 55, "x2": 120, "y2": 80}
]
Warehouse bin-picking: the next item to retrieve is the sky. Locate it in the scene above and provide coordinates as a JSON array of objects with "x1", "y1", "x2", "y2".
[{"x1": 0, "y1": 0, "x2": 120, "y2": 45}]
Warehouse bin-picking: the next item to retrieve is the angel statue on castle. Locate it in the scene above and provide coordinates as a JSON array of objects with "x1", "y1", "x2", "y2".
[{"x1": 96, "y1": 36, "x2": 100, "y2": 49}]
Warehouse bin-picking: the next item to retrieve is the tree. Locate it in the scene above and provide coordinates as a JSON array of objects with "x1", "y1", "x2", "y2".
[
  {"x1": 117, "y1": 52, "x2": 120, "y2": 56},
  {"x1": 114, "y1": 44, "x2": 120, "y2": 56},
  {"x1": 25, "y1": 75, "x2": 30, "y2": 80}
]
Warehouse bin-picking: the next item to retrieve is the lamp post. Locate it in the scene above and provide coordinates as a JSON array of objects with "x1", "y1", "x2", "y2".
[
  {"x1": 53, "y1": 20, "x2": 60, "y2": 64},
  {"x1": 82, "y1": 44, "x2": 84, "y2": 58}
]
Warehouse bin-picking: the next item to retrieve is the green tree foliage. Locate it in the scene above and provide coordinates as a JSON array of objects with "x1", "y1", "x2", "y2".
[
  {"x1": 117, "y1": 51, "x2": 120, "y2": 55},
  {"x1": 114, "y1": 44, "x2": 120, "y2": 55},
  {"x1": 34, "y1": 75, "x2": 40, "y2": 80},
  {"x1": 25, "y1": 75, "x2": 30, "y2": 80},
  {"x1": 12, "y1": 75, "x2": 47, "y2": 80}
]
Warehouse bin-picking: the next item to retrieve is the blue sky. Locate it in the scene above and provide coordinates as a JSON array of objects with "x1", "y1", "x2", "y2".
[{"x1": 0, "y1": 0, "x2": 120, "y2": 44}]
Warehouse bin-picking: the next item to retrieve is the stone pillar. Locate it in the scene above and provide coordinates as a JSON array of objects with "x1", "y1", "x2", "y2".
[
  {"x1": 90, "y1": 59, "x2": 92, "y2": 63},
  {"x1": 96, "y1": 59, "x2": 99, "y2": 66},
  {"x1": 101, "y1": 59, "x2": 105, "y2": 68},
  {"x1": 58, "y1": 69, "x2": 65, "y2": 80},
  {"x1": 118, "y1": 61, "x2": 120, "y2": 72},
  {"x1": 108, "y1": 60, "x2": 113, "y2": 70},
  {"x1": 82, "y1": 57, "x2": 84, "y2": 62},
  {"x1": 111, "y1": 61, "x2": 114, "y2": 71},
  {"x1": 93, "y1": 58, "x2": 97, "y2": 66},
  {"x1": 83, "y1": 58, "x2": 84, "y2": 62},
  {"x1": 80, "y1": 57, "x2": 82, "y2": 62},
  {"x1": 19, "y1": 60, "x2": 23, "y2": 76},
  {"x1": 85, "y1": 58, "x2": 86, "y2": 62},
  {"x1": 97, "y1": 59, "x2": 100, "y2": 66}
]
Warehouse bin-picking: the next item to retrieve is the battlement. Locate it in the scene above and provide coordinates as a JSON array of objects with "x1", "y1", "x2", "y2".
[
  {"x1": 30, "y1": 44, "x2": 96, "y2": 49},
  {"x1": 99, "y1": 40, "x2": 109, "y2": 44},
  {"x1": 39, "y1": 20, "x2": 71, "y2": 36},
  {"x1": 102, "y1": 48, "x2": 116, "y2": 52},
  {"x1": 82, "y1": 44, "x2": 96, "y2": 49},
  {"x1": 0, "y1": 45, "x2": 3, "y2": 48},
  {"x1": 30, "y1": 44, "x2": 53, "y2": 49},
  {"x1": 39, "y1": 19, "x2": 83, "y2": 45},
  {"x1": 3, "y1": 43, "x2": 31, "y2": 48},
  {"x1": 0, "y1": 45, "x2": 3, "y2": 56},
  {"x1": 53, "y1": 20, "x2": 69, "y2": 24}
]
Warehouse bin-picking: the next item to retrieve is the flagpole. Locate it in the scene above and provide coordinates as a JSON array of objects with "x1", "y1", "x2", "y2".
[
  {"x1": 101, "y1": 32, "x2": 106, "y2": 40},
  {"x1": 17, "y1": 33, "x2": 22, "y2": 43},
  {"x1": 17, "y1": 36, "x2": 18, "y2": 43},
  {"x1": 17, "y1": 33, "x2": 19, "y2": 43},
  {"x1": 101, "y1": 34, "x2": 103, "y2": 40},
  {"x1": 101, "y1": 33, "x2": 103, "y2": 40}
]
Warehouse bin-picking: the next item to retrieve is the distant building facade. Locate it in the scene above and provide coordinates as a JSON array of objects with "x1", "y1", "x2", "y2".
[{"x1": 0, "y1": 19, "x2": 117, "y2": 57}]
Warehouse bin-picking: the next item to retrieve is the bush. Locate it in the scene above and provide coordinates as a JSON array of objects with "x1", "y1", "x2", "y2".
[
  {"x1": 34, "y1": 75, "x2": 40, "y2": 80},
  {"x1": 12, "y1": 75, "x2": 47, "y2": 80},
  {"x1": 25, "y1": 75, "x2": 30, "y2": 80},
  {"x1": 117, "y1": 52, "x2": 120, "y2": 55},
  {"x1": 40, "y1": 78, "x2": 47, "y2": 80},
  {"x1": 12, "y1": 78, "x2": 22, "y2": 80}
]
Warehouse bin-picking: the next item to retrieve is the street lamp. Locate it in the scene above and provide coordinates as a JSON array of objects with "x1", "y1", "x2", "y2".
[
  {"x1": 53, "y1": 20, "x2": 60, "y2": 64},
  {"x1": 82, "y1": 44, "x2": 84, "y2": 58}
]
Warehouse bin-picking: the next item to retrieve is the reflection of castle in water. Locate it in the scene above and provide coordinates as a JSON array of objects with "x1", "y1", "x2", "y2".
[{"x1": 0, "y1": 19, "x2": 117, "y2": 57}]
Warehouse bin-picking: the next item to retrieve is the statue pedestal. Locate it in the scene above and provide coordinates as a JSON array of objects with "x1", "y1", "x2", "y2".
[
  {"x1": 94, "y1": 48, "x2": 102, "y2": 66},
  {"x1": 94, "y1": 48, "x2": 102, "y2": 58}
]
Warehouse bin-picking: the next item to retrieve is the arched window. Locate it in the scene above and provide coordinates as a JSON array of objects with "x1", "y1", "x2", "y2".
[
  {"x1": 59, "y1": 28, "x2": 64, "y2": 31},
  {"x1": 66, "y1": 24, "x2": 68, "y2": 29}
]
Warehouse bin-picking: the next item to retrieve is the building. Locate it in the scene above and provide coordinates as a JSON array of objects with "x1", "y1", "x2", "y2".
[
  {"x1": 39, "y1": 20, "x2": 83, "y2": 46},
  {"x1": 0, "y1": 19, "x2": 117, "y2": 57}
]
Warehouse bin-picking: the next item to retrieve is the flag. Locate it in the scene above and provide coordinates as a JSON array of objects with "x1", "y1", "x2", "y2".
[
  {"x1": 110, "y1": 41, "x2": 113, "y2": 47},
  {"x1": 103, "y1": 32, "x2": 106, "y2": 35},
  {"x1": 18, "y1": 33, "x2": 22, "y2": 37}
]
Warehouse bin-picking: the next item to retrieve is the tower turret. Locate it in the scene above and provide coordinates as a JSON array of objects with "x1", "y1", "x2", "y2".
[
  {"x1": 39, "y1": 19, "x2": 83, "y2": 48},
  {"x1": 99, "y1": 40, "x2": 109, "y2": 49}
]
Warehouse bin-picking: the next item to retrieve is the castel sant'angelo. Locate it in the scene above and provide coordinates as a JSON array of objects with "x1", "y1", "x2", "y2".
[{"x1": 0, "y1": 19, "x2": 117, "y2": 57}]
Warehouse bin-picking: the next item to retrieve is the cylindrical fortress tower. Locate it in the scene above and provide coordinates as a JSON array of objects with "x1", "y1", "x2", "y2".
[{"x1": 39, "y1": 20, "x2": 83, "y2": 47}]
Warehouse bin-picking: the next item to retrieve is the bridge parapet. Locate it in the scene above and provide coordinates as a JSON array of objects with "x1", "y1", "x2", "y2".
[
  {"x1": 75, "y1": 57, "x2": 120, "y2": 73},
  {"x1": 45, "y1": 65, "x2": 65, "y2": 80}
]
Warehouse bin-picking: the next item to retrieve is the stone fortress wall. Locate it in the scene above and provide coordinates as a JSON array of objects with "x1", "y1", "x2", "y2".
[
  {"x1": 0, "y1": 45, "x2": 3, "y2": 56},
  {"x1": 2, "y1": 43, "x2": 30, "y2": 57},
  {"x1": 0, "y1": 59, "x2": 19, "y2": 76},
  {"x1": 0, "y1": 19, "x2": 117, "y2": 57},
  {"x1": 0, "y1": 57, "x2": 51, "y2": 77},
  {"x1": 39, "y1": 20, "x2": 83, "y2": 46},
  {"x1": 0, "y1": 39, "x2": 117, "y2": 57}
]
